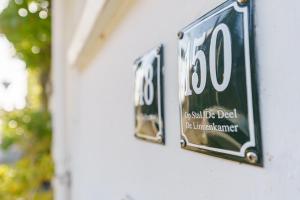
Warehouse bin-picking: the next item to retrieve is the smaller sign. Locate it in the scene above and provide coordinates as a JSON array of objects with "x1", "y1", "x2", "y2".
[{"x1": 134, "y1": 45, "x2": 165, "y2": 144}]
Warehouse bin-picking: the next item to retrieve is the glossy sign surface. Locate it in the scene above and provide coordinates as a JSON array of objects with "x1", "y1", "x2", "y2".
[
  {"x1": 134, "y1": 45, "x2": 164, "y2": 144},
  {"x1": 178, "y1": 0, "x2": 262, "y2": 165}
]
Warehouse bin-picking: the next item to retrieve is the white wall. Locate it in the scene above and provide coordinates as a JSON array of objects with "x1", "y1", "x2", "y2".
[{"x1": 52, "y1": 0, "x2": 300, "y2": 200}]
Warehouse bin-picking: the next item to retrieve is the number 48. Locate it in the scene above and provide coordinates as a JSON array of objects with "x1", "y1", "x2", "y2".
[{"x1": 136, "y1": 64, "x2": 154, "y2": 106}]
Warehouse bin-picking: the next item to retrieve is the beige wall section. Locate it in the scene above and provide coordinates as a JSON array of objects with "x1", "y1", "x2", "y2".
[
  {"x1": 67, "y1": 0, "x2": 135, "y2": 68},
  {"x1": 52, "y1": 0, "x2": 87, "y2": 199},
  {"x1": 51, "y1": 0, "x2": 68, "y2": 199},
  {"x1": 52, "y1": 0, "x2": 300, "y2": 200}
]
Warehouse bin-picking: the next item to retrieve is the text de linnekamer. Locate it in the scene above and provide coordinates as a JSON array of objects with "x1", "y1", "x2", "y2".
[{"x1": 184, "y1": 109, "x2": 239, "y2": 133}]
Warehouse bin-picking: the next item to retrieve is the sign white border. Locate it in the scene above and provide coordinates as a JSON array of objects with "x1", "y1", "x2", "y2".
[
  {"x1": 179, "y1": 2, "x2": 255, "y2": 157},
  {"x1": 135, "y1": 46, "x2": 164, "y2": 143}
]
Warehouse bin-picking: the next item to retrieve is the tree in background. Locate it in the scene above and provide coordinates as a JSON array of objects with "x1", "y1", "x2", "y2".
[
  {"x1": 0, "y1": 0, "x2": 53, "y2": 199},
  {"x1": 0, "y1": 0, "x2": 51, "y2": 109}
]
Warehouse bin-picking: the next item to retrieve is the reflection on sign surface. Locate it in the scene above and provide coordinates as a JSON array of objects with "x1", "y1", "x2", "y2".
[
  {"x1": 178, "y1": 0, "x2": 262, "y2": 166},
  {"x1": 134, "y1": 45, "x2": 164, "y2": 144}
]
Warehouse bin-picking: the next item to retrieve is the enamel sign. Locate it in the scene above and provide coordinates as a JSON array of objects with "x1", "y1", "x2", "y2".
[
  {"x1": 178, "y1": 0, "x2": 262, "y2": 166},
  {"x1": 134, "y1": 45, "x2": 165, "y2": 144}
]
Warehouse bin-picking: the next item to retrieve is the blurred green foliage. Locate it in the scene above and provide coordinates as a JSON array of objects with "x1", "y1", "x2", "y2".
[
  {"x1": 0, "y1": 0, "x2": 51, "y2": 70},
  {"x1": 0, "y1": 109, "x2": 52, "y2": 151},
  {"x1": 0, "y1": 0, "x2": 51, "y2": 109},
  {"x1": 0, "y1": 0, "x2": 53, "y2": 199},
  {"x1": 0, "y1": 109, "x2": 53, "y2": 200}
]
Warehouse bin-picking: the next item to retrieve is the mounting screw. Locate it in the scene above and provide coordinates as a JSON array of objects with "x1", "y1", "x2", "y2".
[
  {"x1": 157, "y1": 132, "x2": 162, "y2": 138},
  {"x1": 156, "y1": 46, "x2": 161, "y2": 54},
  {"x1": 158, "y1": 138, "x2": 163, "y2": 143},
  {"x1": 237, "y1": 0, "x2": 248, "y2": 4},
  {"x1": 180, "y1": 138, "x2": 186, "y2": 147},
  {"x1": 246, "y1": 152, "x2": 258, "y2": 164},
  {"x1": 177, "y1": 32, "x2": 184, "y2": 40},
  {"x1": 133, "y1": 57, "x2": 141, "y2": 65}
]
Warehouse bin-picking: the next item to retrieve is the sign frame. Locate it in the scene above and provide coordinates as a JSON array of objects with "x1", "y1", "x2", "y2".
[
  {"x1": 178, "y1": 0, "x2": 263, "y2": 166},
  {"x1": 134, "y1": 45, "x2": 165, "y2": 144}
]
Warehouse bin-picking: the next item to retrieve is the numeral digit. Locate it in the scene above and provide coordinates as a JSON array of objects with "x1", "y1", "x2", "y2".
[
  {"x1": 209, "y1": 23, "x2": 232, "y2": 92},
  {"x1": 191, "y1": 33, "x2": 207, "y2": 94},
  {"x1": 143, "y1": 64, "x2": 154, "y2": 105}
]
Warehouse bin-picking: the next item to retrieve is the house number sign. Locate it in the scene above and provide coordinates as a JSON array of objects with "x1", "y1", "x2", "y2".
[
  {"x1": 134, "y1": 45, "x2": 165, "y2": 144},
  {"x1": 178, "y1": 0, "x2": 262, "y2": 166}
]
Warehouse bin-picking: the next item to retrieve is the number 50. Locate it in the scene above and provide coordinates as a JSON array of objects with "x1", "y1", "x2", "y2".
[{"x1": 183, "y1": 23, "x2": 232, "y2": 96}]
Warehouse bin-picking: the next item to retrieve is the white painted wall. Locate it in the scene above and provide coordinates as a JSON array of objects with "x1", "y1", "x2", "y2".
[{"x1": 52, "y1": 0, "x2": 300, "y2": 199}]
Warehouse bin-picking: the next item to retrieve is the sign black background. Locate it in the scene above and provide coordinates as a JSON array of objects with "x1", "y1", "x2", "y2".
[{"x1": 178, "y1": 0, "x2": 262, "y2": 166}]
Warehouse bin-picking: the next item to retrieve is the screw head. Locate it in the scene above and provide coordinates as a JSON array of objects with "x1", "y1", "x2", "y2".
[
  {"x1": 158, "y1": 138, "x2": 163, "y2": 143},
  {"x1": 246, "y1": 152, "x2": 258, "y2": 164},
  {"x1": 180, "y1": 139, "x2": 186, "y2": 147},
  {"x1": 237, "y1": 0, "x2": 248, "y2": 4},
  {"x1": 177, "y1": 32, "x2": 184, "y2": 40},
  {"x1": 156, "y1": 47, "x2": 161, "y2": 54}
]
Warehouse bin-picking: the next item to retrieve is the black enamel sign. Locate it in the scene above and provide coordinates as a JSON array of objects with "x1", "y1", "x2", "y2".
[
  {"x1": 178, "y1": 0, "x2": 262, "y2": 166},
  {"x1": 134, "y1": 45, "x2": 164, "y2": 144}
]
